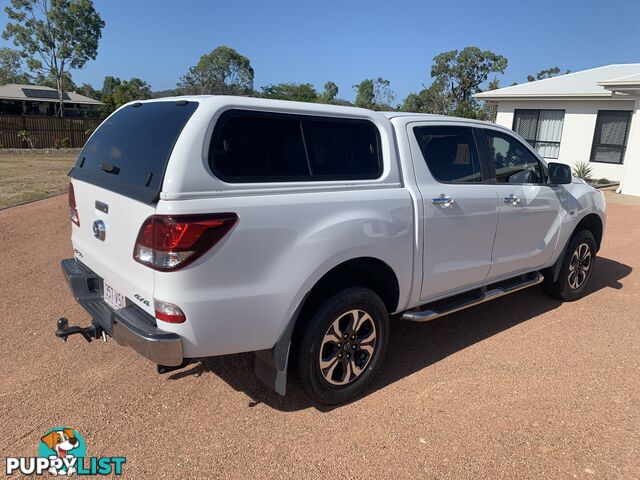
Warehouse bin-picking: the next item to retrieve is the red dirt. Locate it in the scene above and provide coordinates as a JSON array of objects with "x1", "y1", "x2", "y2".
[{"x1": 1, "y1": 195, "x2": 638, "y2": 479}]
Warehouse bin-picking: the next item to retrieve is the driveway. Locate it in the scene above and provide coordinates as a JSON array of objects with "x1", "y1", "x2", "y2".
[{"x1": 1, "y1": 196, "x2": 638, "y2": 479}]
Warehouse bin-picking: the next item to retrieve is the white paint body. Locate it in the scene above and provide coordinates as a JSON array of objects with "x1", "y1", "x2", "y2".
[{"x1": 70, "y1": 97, "x2": 606, "y2": 359}]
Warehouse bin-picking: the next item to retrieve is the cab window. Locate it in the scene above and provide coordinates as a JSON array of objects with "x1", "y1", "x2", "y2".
[{"x1": 482, "y1": 129, "x2": 544, "y2": 184}]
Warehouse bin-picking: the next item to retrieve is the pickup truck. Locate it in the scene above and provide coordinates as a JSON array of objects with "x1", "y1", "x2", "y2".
[{"x1": 57, "y1": 96, "x2": 606, "y2": 404}]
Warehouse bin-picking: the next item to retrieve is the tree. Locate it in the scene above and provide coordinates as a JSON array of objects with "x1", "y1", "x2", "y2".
[
  {"x1": 74, "y1": 82, "x2": 100, "y2": 100},
  {"x1": 261, "y1": 82, "x2": 318, "y2": 102},
  {"x1": 0, "y1": 47, "x2": 30, "y2": 84},
  {"x1": 318, "y1": 80, "x2": 338, "y2": 104},
  {"x1": 527, "y1": 67, "x2": 570, "y2": 82},
  {"x1": 34, "y1": 70, "x2": 76, "y2": 91},
  {"x1": 478, "y1": 78, "x2": 500, "y2": 121},
  {"x1": 113, "y1": 78, "x2": 152, "y2": 107},
  {"x1": 354, "y1": 77, "x2": 395, "y2": 110},
  {"x1": 3, "y1": 0, "x2": 105, "y2": 117},
  {"x1": 99, "y1": 75, "x2": 121, "y2": 114},
  {"x1": 431, "y1": 46, "x2": 507, "y2": 118},
  {"x1": 178, "y1": 46, "x2": 254, "y2": 95},
  {"x1": 99, "y1": 76, "x2": 151, "y2": 116},
  {"x1": 401, "y1": 78, "x2": 453, "y2": 114}
]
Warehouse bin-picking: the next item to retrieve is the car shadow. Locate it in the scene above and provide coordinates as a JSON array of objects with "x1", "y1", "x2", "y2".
[{"x1": 167, "y1": 256, "x2": 631, "y2": 412}]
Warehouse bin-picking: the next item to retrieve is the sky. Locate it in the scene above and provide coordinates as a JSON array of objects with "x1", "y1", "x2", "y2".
[{"x1": 1, "y1": 0, "x2": 639, "y2": 102}]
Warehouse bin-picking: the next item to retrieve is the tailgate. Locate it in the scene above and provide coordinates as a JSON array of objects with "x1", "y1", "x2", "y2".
[
  {"x1": 67, "y1": 100, "x2": 200, "y2": 316},
  {"x1": 71, "y1": 179, "x2": 156, "y2": 314}
]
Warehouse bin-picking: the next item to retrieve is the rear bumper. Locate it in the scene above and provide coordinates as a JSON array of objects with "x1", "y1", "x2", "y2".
[{"x1": 61, "y1": 258, "x2": 183, "y2": 366}]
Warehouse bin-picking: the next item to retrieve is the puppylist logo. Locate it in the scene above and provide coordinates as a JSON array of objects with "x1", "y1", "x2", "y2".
[{"x1": 5, "y1": 427, "x2": 126, "y2": 476}]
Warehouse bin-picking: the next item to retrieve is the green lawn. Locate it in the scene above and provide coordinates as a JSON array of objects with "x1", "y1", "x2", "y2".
[{"x1": 0, "y1": 152, "x2": 78, "y2": 209}]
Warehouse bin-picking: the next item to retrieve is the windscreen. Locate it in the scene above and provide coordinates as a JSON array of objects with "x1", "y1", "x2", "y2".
[{"x1": 70, "y1": 101, "x2": 198, "y2": 203}]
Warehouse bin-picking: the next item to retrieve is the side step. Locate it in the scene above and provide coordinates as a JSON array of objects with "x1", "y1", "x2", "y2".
[{"x1": 402, "y1": 272, "x2": 544, "y2": 322}]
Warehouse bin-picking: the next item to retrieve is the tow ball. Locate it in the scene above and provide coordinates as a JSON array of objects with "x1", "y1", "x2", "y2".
[{"x1": 55, "y1": 317, "x2": 105, "y2": 343}]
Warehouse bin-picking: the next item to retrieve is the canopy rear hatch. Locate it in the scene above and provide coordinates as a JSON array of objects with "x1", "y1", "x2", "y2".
[{"x1": 68, "y1": 100, "x2": 198, "y2": 315}]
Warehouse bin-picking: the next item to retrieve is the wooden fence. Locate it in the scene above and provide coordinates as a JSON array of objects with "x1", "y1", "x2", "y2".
[{"x1": 0, "y1": 114, "x2": 100, "y2": 149}]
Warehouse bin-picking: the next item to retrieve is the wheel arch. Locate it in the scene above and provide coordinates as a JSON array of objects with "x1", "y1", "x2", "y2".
[
  {"x1": 543, "y1": 211, "x2": 604, "y2": 284},
  {"x1": 575, "y1": 212, "x2": 603, "y2": 252},
  {"x1": 254, "y1": 256, "x2": 400, "y2": 395}
]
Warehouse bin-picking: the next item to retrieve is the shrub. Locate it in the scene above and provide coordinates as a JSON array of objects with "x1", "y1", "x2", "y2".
[
  {"x1": 17, "y1": 130, "x2": 35, "y2": 149},
  {"x1": 572, "y1": 160, "x2": 593, "y2": 181}
]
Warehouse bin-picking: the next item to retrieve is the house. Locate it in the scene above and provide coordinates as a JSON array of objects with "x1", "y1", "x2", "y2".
[
  {"x1": 475, "y1": 64, "x2": 640, "y2": 197},
  {"x1": 0, "y1": 83, "x2": 102, "y2": 118}
]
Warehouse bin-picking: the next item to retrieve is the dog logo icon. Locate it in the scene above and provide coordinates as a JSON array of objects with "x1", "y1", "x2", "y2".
[
  {"x1": 40, "y1": 428, "x2": 80, "y2": 459},
  {"x1": 38, "y1": 427, "x2": 86, "y2": 475}
]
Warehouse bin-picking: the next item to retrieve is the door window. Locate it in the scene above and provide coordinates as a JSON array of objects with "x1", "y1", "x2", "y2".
[
  {"x1": 482, "y1": 130, "x2": 544, "y2": 184},
  {"x1": 413, "y1": 126, "x2": 482, "y2": 183}
]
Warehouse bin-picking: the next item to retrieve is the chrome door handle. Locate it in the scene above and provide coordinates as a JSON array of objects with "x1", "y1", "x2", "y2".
[
  {"x1": 503, "y1": 194, "x2": 521, "y2": 206},
  {"x1": 432, "y1": 194, "x2": 455, "y2": 208}
]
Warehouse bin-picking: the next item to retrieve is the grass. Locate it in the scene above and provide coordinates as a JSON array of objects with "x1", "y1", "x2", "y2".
[{"x1": 0, "y1": 152, "x2": 77, "y2": 209}]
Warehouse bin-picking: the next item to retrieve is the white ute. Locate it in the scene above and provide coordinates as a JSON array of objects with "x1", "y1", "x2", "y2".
[{"x1": 58, "y1": 96, "x2": 606, "y2": 404}]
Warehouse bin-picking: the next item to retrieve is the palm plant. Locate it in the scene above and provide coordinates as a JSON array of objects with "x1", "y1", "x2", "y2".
[{"x1": 572, "y1": 160, "x2": 593, "y2": 181}]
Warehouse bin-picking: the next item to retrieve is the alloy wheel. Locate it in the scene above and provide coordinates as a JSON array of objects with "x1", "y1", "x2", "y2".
[
  {"x1": 318, "y1": 309, "x2": 377, "y2": 386},
  {"x1": 568, "y1": 242, "x2": 592, "y2": 290}
]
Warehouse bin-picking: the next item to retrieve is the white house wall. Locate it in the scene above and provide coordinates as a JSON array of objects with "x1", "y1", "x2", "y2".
[
  {"x1": 494, "y1": 99, "x2": 637, "y2": 181},
  {"x1": 619, "y1": 99, "x2": 640, "y2": 196}
]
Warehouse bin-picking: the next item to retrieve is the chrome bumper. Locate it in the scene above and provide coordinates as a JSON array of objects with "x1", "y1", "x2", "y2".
[{"x1": 60, "y1": 258, "x2": 183, "y2": 366}]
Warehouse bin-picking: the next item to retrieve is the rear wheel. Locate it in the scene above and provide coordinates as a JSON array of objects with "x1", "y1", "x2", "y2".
[
  {"x1": 543, "y1": 230, "x2": 596, "y2": 301},
  {"x1": 295, "y1": 287, "x2": 389, "y2": 404}
]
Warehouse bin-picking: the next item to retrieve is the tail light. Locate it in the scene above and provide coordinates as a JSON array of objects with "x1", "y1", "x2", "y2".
[
  {"x1": 154, "y1": 299, "x2": 186, "y2": 323},
  {"x1": 133, "y1": 213, "x2": 238, "y2": 271},
  {"x1": 68, "y1": 182, "x2": 80, "y2": 226}
]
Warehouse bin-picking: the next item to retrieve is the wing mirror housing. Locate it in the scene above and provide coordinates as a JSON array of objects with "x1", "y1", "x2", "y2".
[{"x1": 547, "y1": 162, "x2": 572, "y2": 185}]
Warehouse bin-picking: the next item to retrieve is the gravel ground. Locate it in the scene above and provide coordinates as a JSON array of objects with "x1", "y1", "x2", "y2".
[{"x1": 1, "y1": 195, "x2": 638, "y2": 479}]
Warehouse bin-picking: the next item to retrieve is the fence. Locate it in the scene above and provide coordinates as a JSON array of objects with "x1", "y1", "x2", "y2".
[{"x1": 0, "y1": 114, "x2": 100, "y2": 149}]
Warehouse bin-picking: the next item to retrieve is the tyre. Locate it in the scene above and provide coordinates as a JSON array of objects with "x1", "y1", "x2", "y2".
[
  {"x1": 543, "y1": 230, "x2": 596, "y2": 301},
  {"x1": 295, "y1": 287, "x2": 389, "y2": 404}
]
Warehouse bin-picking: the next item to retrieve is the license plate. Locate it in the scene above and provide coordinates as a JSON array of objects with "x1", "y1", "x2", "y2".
[{"x1": 103, "y1": 281, "x2": 126, "y2": 310}]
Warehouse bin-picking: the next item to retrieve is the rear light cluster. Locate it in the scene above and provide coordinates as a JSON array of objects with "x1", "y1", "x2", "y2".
[
  {"x1": 154, "y1": 299, "x2": 186, "y2": 323},
  {"x1": 133, "y1": 213, "x2": 238, "y2": 271},
  {"x1": 68, "y1": 182, "x2": 80, "y2": 226}
]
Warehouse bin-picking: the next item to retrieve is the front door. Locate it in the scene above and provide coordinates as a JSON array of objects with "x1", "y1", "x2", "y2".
[
  {"x1": 409, "y1": 124, "x2": 500, "y2": 301},
  {"x1": 478, "y1": 128, "x2": 562, "y2": 280}
]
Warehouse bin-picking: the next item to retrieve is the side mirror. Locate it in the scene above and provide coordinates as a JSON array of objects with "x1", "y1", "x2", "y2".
[{"x1": 547, "y1": 162, "x2": 572, "y2": 185}]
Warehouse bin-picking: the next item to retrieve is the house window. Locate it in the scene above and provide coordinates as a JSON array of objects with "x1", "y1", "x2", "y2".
[
  {"x1": 512, "y1": 109, "x2": 565, "y2": 159},
  {"x1": 590, "y1": 110, "x2": 632, "y2": 164}
]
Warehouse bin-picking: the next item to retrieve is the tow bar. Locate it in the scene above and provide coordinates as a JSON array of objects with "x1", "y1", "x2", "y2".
[{"x1": 55, "y1": 317, "x2": 105, "y2": 343}]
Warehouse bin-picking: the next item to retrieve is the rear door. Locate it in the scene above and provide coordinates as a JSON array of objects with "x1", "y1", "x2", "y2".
[
  {"x1": 477, "y1": 128, "x2": 562, "y2": 280},
  {"x1": 69, "y1": 100, "x2": 199, "y2": 314},
  {"x1": 408, "y1": 123, "x2": 500, "y2": 301}
]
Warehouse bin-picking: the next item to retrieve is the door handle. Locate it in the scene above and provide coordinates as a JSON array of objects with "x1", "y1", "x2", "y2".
[
  {"x1": 503, "y1": 194, "x2": 521, "y2": 206},
  {"x1": 432, "y1": 194, "x2": 455, "y2": 208}
]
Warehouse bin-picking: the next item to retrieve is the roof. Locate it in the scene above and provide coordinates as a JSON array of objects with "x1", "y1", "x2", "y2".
[
  {"x1": 0, "y1": 84, "x2": 103, "y2": 105},
  {"x1": 475, "y1": 64, "x2": 640, "y2": 101},
  {"x1": 134, "y1": 95, "x2": 497, "y2": 126}
]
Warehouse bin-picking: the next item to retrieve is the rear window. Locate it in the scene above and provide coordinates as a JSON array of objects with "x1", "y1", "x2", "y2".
[
  {"x1": 70, "y1": 101, "x2": 198, "y2": 203},
  {"x1": 209, "y1": 110, "x2": 382, "y2": 182}
]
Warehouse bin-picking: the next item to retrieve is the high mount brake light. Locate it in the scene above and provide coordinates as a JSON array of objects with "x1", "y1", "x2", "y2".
[
  {"x1": 68, "y1": 182, "x2": 80, "y2": 226},
  {"x1": 133, "y1": 213, "x2": 238, "y2": 271}
]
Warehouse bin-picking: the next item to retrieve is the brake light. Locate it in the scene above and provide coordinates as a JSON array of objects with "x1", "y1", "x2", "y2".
[
  {"x1": 154, "y1": 299, "x2": 186, "y2": 323},
  {"x1": 68, "y1": 182, "x2": 80, "y2": 226},
  {"x1": 133, "y1": 213, "x2": 238, "y2": 270}
]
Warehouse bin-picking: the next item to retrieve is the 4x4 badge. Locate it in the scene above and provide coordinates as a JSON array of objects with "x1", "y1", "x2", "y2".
[{"x1": 92, "y1": 220, "x2": 106, "y2": 241}]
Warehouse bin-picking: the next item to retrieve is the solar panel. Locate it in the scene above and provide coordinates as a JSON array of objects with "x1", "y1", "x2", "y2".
[{"x1": 22, "y1": 88, "x2": 70, "y2": 100}]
